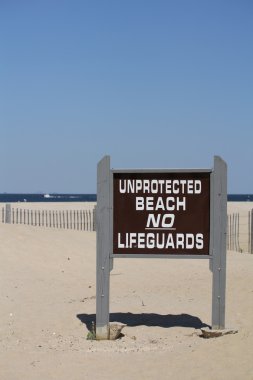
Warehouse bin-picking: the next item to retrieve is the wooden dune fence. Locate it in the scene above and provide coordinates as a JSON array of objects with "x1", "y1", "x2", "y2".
[
  {"x1": 227, "y1": 210, "x2": 253, "y2": 253},
  {"x1": 1, "y1": 204, "x2": 253, "y2": 251},
  {"x1": 1, "y1": 204, "x2": 96, "y2": 232}
]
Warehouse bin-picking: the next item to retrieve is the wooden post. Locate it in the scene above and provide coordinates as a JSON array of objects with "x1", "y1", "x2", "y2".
[
  {"x1": 96, "y1": 156, "x2": 111, "y2": 340},
  {"x1": 211, "y1": 156, "x2": 227, "y2": 330}
]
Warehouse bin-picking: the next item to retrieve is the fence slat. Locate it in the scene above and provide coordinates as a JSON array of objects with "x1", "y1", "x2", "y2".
[
  {"x1": 2, "y1": 206, "x2": 98, "y2": 235},
  {"x1": 250, "y1": 209, "x2": 253, "y2": 254},
  {"x1": 89, "y1": 210, "x2": 91, "y2": 231},
  {"x1": 93, "y1": 207, "x2": 96, "y2": 231},
  {"x1": 5, "y1": 204, "x2": 11, "y2": 224}
]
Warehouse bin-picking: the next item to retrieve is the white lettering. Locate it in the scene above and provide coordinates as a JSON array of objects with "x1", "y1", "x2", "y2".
[
  {"x1": 186, "y1": 233, "x2": 194, "y2": 249},
  {"x1": 146, "y1": 197, "x2": 154, "y2": 210},
  {"x1": 146, "y1": 214, "x2": 160, "y2": 228},
  {"x1": 161, "y1": 214, "x2": 175, "y2": 228},
  {"x1": 117, "y1": 232, "x2": 205, "y2": 251},
  {"x1": 188, "y1": 180, "x2": 193, "y2": 194},
  {"x1": 118, "y1": 179, "x2": 203, "y2": 194},
  {"x1": 138, "y1": 233, "x2": 145, "y2": 248},
  {"x1": 119, "y1": 180, "x2": 126, "y2": 193},
  {"x1": 195, "y1": 180, "x2": 201, "y2": 194},
  {"x1": 136, "y1": 197, "x2": 144, "y2": 210},
  {"x1": 135, "y1": 180, "x2": 142, "y2": 193},
  {"x1": 118, "y1": 233, "x2": 125, "y2": 248},
  {"x1": 176, "y1": 233, "x2": 184, "y2": 248},
  {"x1": 177, "y1": 197, "x2": 186, "y2": 211},
  {"x1": 147, "y1": 233, "x2": 155, "y2": 248},
  {"x1": 196, "y1": 233, "x2": 204, "y2": 249}
]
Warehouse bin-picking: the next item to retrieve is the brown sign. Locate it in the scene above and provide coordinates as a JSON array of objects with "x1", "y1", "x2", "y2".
[{"x1": 113, "y1": 172, "x2": 210, "y2": 255}]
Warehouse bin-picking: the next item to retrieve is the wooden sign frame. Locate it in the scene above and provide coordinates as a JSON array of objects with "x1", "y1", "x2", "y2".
[{"x1": 96, "y1": 156, "x2": 227, "y2": 339}]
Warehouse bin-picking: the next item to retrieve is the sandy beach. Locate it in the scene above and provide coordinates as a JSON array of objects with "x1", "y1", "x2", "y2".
[{"x1": 0, "y1": 202, "x2": 253, "y2": 379}]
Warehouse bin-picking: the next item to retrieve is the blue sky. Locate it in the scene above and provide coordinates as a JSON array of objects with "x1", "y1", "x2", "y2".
[{"x1": 1, "y1": 0, "x2": 252, "y2": 193}]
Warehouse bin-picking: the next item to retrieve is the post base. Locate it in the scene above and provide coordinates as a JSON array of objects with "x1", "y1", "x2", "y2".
[
  {"x1": 96, "y1": 325, "x2": 109, "y2": 340},
  {"x1": 200, "y1": 327, "x2": 238, "y2": 339}
]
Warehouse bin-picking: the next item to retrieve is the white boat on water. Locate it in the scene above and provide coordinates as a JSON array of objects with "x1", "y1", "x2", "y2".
[{"x1": 44, "y1": 194, "x2": 51, "y2": 198}]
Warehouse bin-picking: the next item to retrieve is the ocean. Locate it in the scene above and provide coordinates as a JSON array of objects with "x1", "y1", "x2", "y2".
[
  {"x1": 0, "y1": 193, "x2": 252, "y2": 203},
  {"x1": 0, "y1": 194, "x2": 96, "y2": 203}
]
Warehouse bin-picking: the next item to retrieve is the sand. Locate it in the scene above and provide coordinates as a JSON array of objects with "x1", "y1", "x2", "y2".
[{"x1": 0, "y1": 202, "x2": 253, "y2": 379}]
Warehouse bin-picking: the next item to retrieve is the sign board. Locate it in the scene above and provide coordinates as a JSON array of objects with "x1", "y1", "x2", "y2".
[
  {"x1": 113, "y1": 172, "x2": 210, "y2": 255},
  {"x1": 96, "y1": 156, "x2": 227, "y2": 340}
]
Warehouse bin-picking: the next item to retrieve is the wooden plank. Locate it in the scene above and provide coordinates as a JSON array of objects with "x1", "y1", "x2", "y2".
[
  {"x1": 93, "y1": 206, "x2": 96, "y2": 231},
  {"x1": 96, "y1": 156, "x2": 111, "y2": 340},
  {"x1": 5, "y1": 204, "x2": 11, "y2": 224},
  {"x1": 248, "y1": 211, "x2": 250, "y2": 253},
  {"x1": 80, "y1": 210, "x2": 82, "y2": 230},
  {"x1": 251, "y1": 210, "x2": 253, "y2": 254},
  {"x1": 211, "y1": 156, "x2": 227, "y2": 330},
  {"x1": 88, "y1": 210, "x2": 91, "y2": 231}
]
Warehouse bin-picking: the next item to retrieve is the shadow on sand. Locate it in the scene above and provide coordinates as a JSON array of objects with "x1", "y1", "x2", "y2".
[{"x1": 77, "y1": 312, "x2": 210, "y2": 332}]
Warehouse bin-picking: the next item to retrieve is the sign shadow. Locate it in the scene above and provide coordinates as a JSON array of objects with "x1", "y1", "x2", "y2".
[{"x1": 77, "y1": 312, "x2": 210, "y2": 332}]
